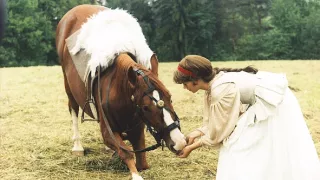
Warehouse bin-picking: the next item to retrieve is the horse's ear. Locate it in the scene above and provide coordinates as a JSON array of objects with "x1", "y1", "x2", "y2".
[
  {"x1": 128, "y1": 67, "x2": 137, "y2": 88},
  {"x1": 150, "y1": 54, "x2": 158, "y2": 76}
]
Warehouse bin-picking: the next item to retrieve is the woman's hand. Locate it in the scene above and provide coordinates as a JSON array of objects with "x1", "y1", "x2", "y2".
[
  {"x1": 186, "y1": 130, "x2": 203, "y2": 145},
  {"x1": 178, "y1": 145, "x2": 193, "y2": 158},
  {"x1": 186, "y1": 136, "x2": 196, "y2": 146},
  {"x1": 177, "y1": 140, "x2": 202, "y2": 158}
]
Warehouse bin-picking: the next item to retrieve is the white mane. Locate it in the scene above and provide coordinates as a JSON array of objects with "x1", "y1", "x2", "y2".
[{"x1": 70, "y1": 8, "x2": 154, "y2": 75}]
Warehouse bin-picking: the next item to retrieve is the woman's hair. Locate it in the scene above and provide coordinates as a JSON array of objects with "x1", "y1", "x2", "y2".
[{"x1": 173, "y1": 55, "x2": 258, "y2": 84}]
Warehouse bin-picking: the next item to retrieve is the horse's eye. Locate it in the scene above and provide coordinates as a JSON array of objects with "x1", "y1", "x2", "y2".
[
  {"x1": 142, "y1": 106, "x2": 150, "y2": 112},
  {"x1": 170, "y1": 100, "x2": 173, "y2": 103}
]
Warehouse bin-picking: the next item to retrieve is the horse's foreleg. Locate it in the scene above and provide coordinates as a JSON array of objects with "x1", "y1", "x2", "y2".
[
  {"x1": 127, "y1": 125, "x2": 149, "y2": 171},
  {"x1": 71, "y1": 108, "x2": 84, "y2": 156},
  {"x1": 112, "y1": 132, "x2": 144, "y2": 180},
  {"x1": 99, "y1": 117, "x2": 143, "y2": 179}
]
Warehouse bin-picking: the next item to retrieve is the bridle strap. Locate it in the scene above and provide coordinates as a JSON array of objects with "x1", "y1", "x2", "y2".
[
  {"x1": 133, "y1": 68, "x2": 181, "y2": 132},
  {"x1": 156, "y1": 106, "x2": 181, "y2": 132},
  {"x1": 133, "y1": 67, "x2": 155, "y2": 91},
  {"x1": 165, "y1": 121, "x2": 180, "y2": 132}
]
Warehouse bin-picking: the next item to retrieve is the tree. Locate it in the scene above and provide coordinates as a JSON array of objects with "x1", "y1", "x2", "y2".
[
  {"x1": 271, "y1": 0, "x2": 320, "y2": 59},
  {"x1": 0, "y1": 0, "x2": 6, "y2": 40},
  {"x1": 0, "y1": 0, "x2": 92, "y2": 66},
  {"x1": 0, "y1": 0, "x2": 52, "y2": 66},
  {"x1": 152, "y1": 0, "x2": 190, "y2": 60}
]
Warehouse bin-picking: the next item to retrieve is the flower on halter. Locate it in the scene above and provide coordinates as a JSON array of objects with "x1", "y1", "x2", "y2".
[{"x1": 177, "y1": 65, "x2": 196, "y2": 78}]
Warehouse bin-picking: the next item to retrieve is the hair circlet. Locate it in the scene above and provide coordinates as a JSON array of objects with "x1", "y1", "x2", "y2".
[{"x1": 177, "y1": 65, "x2": 196, "y2": 78}]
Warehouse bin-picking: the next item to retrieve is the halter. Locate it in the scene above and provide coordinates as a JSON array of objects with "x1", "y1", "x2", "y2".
[
  {"x1": 97, "y1": 63, "x2": 181, "y2": 153},
  {"x1": 132, "y1": 67, "x2": 181, "y2": 148}
]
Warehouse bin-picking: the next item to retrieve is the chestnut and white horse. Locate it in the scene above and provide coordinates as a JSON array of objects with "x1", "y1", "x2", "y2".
[{"x1": 56, "y1": 4, "x2": 186, "y2": 180}]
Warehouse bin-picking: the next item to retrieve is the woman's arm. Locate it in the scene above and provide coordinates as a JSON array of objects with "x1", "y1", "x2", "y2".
[
  {"x1": 198, "y1": 83, "x2": 241, "y2": 146},
  {"x1": 178, "y1": 140, "x2": 202, "y2": 158},
  {"x1": 186, "y1": 130, "x2": 204, "y2": 145}
]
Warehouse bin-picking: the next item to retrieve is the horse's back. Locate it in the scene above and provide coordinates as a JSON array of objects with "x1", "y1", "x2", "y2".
[
  {"x1": 56, "y1": 4, "x2": 106, "y2": 60},
  {"x1": 55, "y1": 5, "x2": 107, "y2": 117}
]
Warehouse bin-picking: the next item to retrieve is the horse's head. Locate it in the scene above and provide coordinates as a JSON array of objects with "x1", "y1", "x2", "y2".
[{"x1": 127, "y1": 63, "x2": 186, "y2": 154}]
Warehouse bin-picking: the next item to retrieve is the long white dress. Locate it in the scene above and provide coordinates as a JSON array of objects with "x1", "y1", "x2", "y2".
[{"x1": 196, "y1": 71, "x2": 320, "y2": 180}]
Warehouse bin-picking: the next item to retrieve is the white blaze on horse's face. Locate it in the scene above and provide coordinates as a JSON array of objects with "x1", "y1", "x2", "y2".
[{"x1": 152, "y1": 91, "x2": 187, "y2": 151}]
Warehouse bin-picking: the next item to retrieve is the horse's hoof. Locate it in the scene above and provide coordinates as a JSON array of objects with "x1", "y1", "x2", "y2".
[
  {"x1": 137, "y1": 165, "x2": 150, "y2": 172},
  {"x1": 102, "y1": 146, "x2": 114, "y2": 154},
  {"x1": 72, "y1": 150, "x2": 84, "y2": 156},
  {"x1": 132, "y1": 173, "x2": 144, "y2": 180}
]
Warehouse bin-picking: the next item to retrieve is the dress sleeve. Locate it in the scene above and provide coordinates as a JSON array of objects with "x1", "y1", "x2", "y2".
[
  {"x1": 198, "y1": 82, "x2": 241, "y2": 147},
  {"x1": 197, "y1": 94, "x2": 210, "y2": 134}
]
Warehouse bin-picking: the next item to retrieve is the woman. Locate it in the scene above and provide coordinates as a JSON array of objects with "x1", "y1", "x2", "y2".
[{"x1": 174, "y1": 55, "x2": 320, "y2": 180}]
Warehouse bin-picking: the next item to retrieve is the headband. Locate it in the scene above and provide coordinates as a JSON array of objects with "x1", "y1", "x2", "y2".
[{"x1": 177, "y1": 65, "x2": 196, "y2": 78}]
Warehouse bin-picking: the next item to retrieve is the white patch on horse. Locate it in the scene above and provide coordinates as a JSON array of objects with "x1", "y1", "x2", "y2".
[
  {"x1": 132, "y1": 172, "x2": 144, "y2": 180},
  {"x1": 71, "y1": 108, "x2": 84, "y2": 153},
  {"x1": 71, "y1": 8, "x2": 154, "y2": 77},
  {"x1": 152, "y1": 90, "x2": 160, "y2": 106},
  {"x1": 153, "y1": 91, "x2": 186, "y2": 151}
]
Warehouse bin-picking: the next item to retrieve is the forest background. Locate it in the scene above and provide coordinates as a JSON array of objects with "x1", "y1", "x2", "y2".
[{"x1": 1, "y1": 0, "x2": 320, "y2": 67}]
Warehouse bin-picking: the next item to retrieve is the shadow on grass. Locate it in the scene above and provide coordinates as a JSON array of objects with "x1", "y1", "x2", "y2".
[{"x1": 83, "y1": 147, "x2": 129, "y2": 172}]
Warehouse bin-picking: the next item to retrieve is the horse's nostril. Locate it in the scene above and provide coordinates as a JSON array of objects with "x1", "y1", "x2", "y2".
[
  {"x1": 170, "y1": 144, "x2": 179, "y2": 154},
  {"x1": 170, "y1": 144, "x2": 175, "y2": 151}
]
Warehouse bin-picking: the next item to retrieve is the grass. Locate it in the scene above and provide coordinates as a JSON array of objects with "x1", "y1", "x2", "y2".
[{"x1": 0, "y1": 60, "x2": 319, "y2": 180}]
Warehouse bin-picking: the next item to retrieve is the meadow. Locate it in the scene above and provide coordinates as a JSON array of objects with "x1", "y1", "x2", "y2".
[{"x1": 1, "y1": 60, "x2": 319, "y2": 180}]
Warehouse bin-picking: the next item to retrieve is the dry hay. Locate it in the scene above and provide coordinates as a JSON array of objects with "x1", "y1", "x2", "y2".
[{"x1": 0, "y1": 60, "x2": 319, "y2": 179}]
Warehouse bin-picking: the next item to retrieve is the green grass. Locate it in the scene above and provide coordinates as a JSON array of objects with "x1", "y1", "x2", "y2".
[{"x1": 1, "y1": 60, "x2": 319, "y2": 180}]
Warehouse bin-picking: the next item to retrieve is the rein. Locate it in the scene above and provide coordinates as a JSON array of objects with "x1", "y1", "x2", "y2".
[{"x1": 96, "y1": 65, "x2": 166, "y2": 153}]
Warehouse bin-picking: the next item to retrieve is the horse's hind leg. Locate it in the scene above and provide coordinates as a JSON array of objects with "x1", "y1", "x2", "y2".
[
  {"x1": 63, "y1": 74, "x2": 84, "y2": 156},
  {"x1": 70, "y1": 106, "x2": 84, "y2": 156}
]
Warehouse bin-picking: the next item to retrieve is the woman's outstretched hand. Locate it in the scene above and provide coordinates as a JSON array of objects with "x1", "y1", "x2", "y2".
[
  {"x1": 186, "y1": 130, "x2": 203, "y2": 145},
  {"x1": 177, "y1": 140, "x2": 203, "y2": 158},
  {"x1": 178, "y1": 130, "x2": 204, "y2": 158},
  {"x1": 186, "y1": 136, "x2": 196, "y2": 146},
  {"x1": 177, "y1": 145, "x2": 193, "y2": 158}
]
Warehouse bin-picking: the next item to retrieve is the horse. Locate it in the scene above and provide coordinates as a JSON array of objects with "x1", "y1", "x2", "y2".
[{"x1": 55, "y1": 4, "x2": 186, "y2": 180}]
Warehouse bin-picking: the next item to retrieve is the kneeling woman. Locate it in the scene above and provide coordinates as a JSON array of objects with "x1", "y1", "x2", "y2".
[{"x1": 174, "y1": 55, "x2": 320, "y2": 180}]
